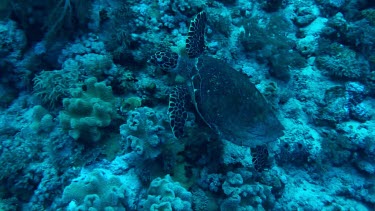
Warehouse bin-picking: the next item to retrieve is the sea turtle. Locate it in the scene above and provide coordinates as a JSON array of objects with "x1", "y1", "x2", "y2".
[{"x1": 149, "y1": 11, "x2": 284, "y2": 171}]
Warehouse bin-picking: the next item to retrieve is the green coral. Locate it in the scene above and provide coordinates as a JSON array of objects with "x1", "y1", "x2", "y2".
[
  {"x1": 62, "y1": 169, "x2": 127, "y2": 210},
  {"x1": 119, "y1": 96, "x2": 142, "y2": 112},
  {"x1": 30, "y1": 105, "x2": 54, "y2": 132},
  {"x1": 59, "y1": 77, "x2": 117, "y2": 142}
]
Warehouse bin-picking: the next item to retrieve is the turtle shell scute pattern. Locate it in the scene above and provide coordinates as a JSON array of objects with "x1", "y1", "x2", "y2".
[
  {"x1": 168, "y1": 86, "x2": 188, "y2": 138},
  {"x1": 149, "y1": 51, "x2": 179, "y2": 70},
  {"x1": 192, "y1": 56, "x2": 284, "y2": 147},
  {"x1": 186, "y1": 11, "x2": 207, "y2": 58}
]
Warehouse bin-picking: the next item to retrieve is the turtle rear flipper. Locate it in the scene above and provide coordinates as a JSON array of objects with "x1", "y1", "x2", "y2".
[
  {"x1": 186, "y1": 11, "x2": 207, "y2": 58},
  {"x1": 168, "y1": 86, "x2": 189, "y2": 138}
]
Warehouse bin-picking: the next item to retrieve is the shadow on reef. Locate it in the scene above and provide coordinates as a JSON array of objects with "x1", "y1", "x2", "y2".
[{"x1": 9, "y1": 0, "x2": 92, "y2": 44}]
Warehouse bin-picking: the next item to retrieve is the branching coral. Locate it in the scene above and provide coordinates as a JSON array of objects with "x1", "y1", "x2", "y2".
[{"x1": 33, "y1": 67, "x2": 79, "y2": 107}]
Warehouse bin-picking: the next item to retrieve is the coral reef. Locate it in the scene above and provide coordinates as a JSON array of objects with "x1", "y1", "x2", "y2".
[
  {"x1": 0, "y1": 0, "x2": 375, "y2": 210},
  {"x1": 315, "y1": 43, "x2": 370, "y2": 81}
]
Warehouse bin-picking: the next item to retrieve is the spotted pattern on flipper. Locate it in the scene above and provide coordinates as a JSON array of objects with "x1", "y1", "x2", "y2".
[
  {"x1": 149, "y1": 51, "x2": 179, "y2": 70},
  {"x1": 168, "y1": 86, "x2": 188, "y2": 138},
  {"x1": 186, "y1": 11, "x2": 207, "y2": 58},
  {"x1": 251, "y1": 145, "x2": 269, "y2": 172}
]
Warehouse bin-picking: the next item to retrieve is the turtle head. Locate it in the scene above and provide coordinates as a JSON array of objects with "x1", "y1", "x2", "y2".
[
  {"x1": 148, "y1": 10, "x2": 207, "y2": 69},
  {"x1": 148, "y1": 51, "x2": 179, "y2": 71}
]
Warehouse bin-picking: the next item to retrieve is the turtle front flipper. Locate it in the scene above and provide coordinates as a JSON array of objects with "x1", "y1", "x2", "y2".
[
  {"x1": 168, "y1": 86, "x2": 189, "y2": 138},
  {"x1": 186, "y1": 11, "x2": 207, "y2": 58}
]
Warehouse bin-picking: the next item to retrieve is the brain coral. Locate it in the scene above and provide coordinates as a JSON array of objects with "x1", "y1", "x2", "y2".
[
  {"x1": 119, "y1": 106, "x2": 173, "y2": 159},
  {"x1": 139, "y1": 174, "x2": 192, "y2": 211}
]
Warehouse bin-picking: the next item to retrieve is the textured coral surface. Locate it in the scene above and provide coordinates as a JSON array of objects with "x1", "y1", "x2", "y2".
[{"x1": 0, "y1": 0, "x2": 375, "y2": 210}]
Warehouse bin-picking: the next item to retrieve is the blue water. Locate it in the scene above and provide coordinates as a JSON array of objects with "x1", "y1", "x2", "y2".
[{"x1": 0, "y1": 0, "x2": 374, "y2": 210}]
